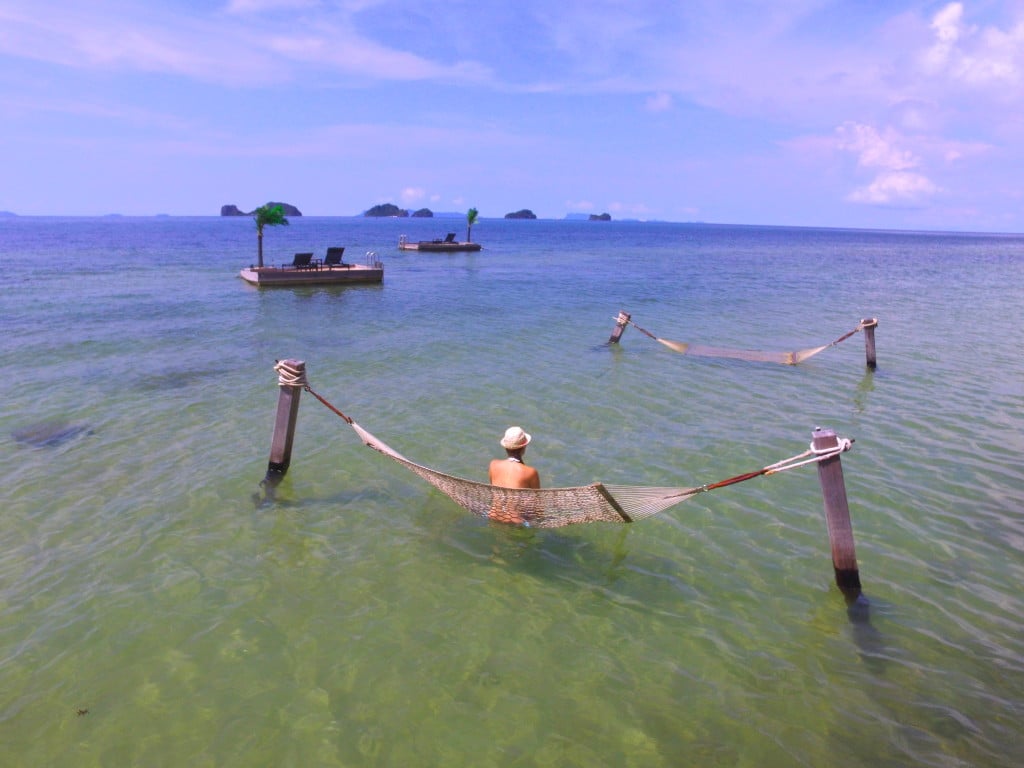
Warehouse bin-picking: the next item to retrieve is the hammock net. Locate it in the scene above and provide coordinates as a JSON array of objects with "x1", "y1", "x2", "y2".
[
  {"x1": 351, "y1": 421, "x2": 700, "y2": 527},
  {"x1": 622, "y1": 316, "x2": 877, "y2": 365}
]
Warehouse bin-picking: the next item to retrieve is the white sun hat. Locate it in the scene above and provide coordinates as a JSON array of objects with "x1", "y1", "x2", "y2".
[{"x1": 500, "y1": 426, "x2": 531, "y2": 450}]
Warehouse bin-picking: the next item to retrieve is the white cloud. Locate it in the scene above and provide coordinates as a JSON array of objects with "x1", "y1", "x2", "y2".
[
  {"x1": 400, "y1": 187, "x2": 426, "y2": 204},
  {"x1": 922, "y1": 2, "x2": 1024, "y2": 87},
  {"x1": 933, "y1": 2, "x2": 964, "y2": 45},
  {"x1": 847, "y1": 171, "x2": 940, "y2": 205},
  {"x1": 836, "y1": 122, "x2": 918, "y2": 171},
  {"x1": 836, "y1": 121, "x2": 941, "y2": 206}
]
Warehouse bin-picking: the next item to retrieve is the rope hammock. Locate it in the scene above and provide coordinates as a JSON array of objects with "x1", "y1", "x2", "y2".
[
  {"x1": 622, "y1": 315, "x2": 877, "y2": 365},
  {"x1": 277, "y1": 362, "x2": 854, "y2": 529}
]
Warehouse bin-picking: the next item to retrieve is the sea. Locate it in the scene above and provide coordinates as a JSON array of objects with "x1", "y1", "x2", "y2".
[{"x1": 1, "y1": 215, "x2": 1022, "y2": 767}]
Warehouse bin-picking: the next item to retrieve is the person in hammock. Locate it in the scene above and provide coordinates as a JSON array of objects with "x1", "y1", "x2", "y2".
[{"x1": 488, "y1": 426, "x2": 541, "y2": 524}]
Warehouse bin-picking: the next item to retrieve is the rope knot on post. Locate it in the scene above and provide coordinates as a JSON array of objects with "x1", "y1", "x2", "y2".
[
  {"x1": 274, "y1": 359, "x2": 308, "y2": 388},
  {"x1": 810, "y1": 436, "x2": 854, "y2": 457}
]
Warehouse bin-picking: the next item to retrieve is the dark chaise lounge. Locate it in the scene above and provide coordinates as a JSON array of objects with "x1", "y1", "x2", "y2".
[
  {"x1": 290, "y1": 252, "x2": 314, "y2": 269},
  {"x1": 324, "y1": 247, "x2": 348, "y2": 268},
  {"x1": 443, "y1": 232, "x2": 456, "y2": 243}
]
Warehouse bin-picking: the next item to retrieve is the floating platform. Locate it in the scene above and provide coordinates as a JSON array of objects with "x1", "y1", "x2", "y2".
[
  {"x1": 239, "y1": 262, "x2": 383, "y2": 287},
  {"x1": 398, "y1": 234, "x2": 482, "y2": 252}
]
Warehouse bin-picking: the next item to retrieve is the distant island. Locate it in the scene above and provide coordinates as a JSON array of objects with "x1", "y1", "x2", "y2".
[
  {"x1": 365, "y1": 203, "x2": 409, "y2": 217},
  {"x1": 505, "y1": 209, "x2": 537, "y2": 219},
  {"x1": 589, "y1": 213, "x2": 612, "y2": 221},
  {"x1": 221, "y1": 202, "x2": 302, "y2": 217},
  {"x1": 411, "y1": 208, "x2": 433, "y2": 218}
]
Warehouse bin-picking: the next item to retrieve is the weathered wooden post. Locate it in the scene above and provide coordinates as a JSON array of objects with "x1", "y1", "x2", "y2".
[
  {"x1": 861, "y1": 317, "x2": 878, "y2": 369},
  {"x1": 266, "y1": 359, "x2": 305, "y2": 483},
  {"x1": 812, "y1": 426, "x2": 861, "y2": 600},
  {"x1": 608, "y1": 311, "x2": 631, "y2": 344}
]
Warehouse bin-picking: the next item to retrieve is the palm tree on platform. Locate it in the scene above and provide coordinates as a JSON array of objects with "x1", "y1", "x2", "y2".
[
  {"x1": 466, "y1": 207, "x2": 479, "y2": 243},
  {"x1": 253, "y1": 204, "x2": 289, "y2": 268}
]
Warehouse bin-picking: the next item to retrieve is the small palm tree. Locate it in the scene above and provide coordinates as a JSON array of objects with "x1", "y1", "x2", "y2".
[
  {"x1": 466, "y1": 207, "x2": 479, "y2": 243},
  {"x1": 253, "y1": 204, "x2": 289, "y2": 268}
]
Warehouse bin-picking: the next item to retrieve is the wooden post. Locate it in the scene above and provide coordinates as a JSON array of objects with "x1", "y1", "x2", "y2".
[
  {"x1": 812, "y1": 426, "x2": 861, "y2": 600},
  {"x1": 608, "y1": 311, "x2": 631, "y2": 344},
  {"x1": 266, "y1": 359, "x2": 305, "y2": 481},
  {"x1": 861, "y1": 317, "x2": 878, "y2": 369}
]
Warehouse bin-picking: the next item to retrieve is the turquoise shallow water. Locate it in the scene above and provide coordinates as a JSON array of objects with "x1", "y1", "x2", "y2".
[{"x1": 1, "y1": 216, "x2": 1023, "y2": 766}]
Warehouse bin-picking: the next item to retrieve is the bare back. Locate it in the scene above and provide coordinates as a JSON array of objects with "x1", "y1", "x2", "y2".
[{"x1": 488, "y1": 458, "x2": 540, "y2": 489}]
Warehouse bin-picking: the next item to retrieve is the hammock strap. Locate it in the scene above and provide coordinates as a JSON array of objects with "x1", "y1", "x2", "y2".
[
  {"x1": 823, "y1": 321, "x2": 868, "y2": 349},
  {"x1": 626, "y1": 318, "x2": 661, "y2": 342},
  {"x1": 304, "y1": 384, "x2": 354, "y2": 424},
  {"x1": 696, "y1": 439, "x2": 851, "y2": 493}
]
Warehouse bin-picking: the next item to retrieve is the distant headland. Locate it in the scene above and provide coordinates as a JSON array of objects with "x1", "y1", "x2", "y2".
[
  {"x1": 221, "y1": 202, "x2": 302, "y2": 217},
  {"x1": 364, "y1": 203, "x2": 409, "y2": 217},
  {"x1": 362, "y1": 203, "x2": 438, "y2": 217},
  {"x1": 505, "y1": 209, "x2": 537, "y2": 219}
]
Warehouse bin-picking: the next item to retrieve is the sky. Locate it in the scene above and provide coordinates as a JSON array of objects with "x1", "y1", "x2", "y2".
[{"x1": 2, "y1": 0, "x2": 1024, "y2": 231}]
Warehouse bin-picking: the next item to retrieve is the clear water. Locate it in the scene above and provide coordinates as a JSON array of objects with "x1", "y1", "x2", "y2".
[{"x1": 1, "y1": 216, "x2": 1022, "y2": 767}]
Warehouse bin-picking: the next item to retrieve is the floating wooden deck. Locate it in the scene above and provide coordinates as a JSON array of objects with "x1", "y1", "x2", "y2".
[
  {"x1": 239, "y1": 263, "x2": 383, "y2": 287},
  {"x1": 398, "y1": 235, "x2": 482, "y2": 252}
]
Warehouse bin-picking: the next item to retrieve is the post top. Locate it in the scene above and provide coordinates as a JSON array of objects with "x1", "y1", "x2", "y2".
[
  {"x1": 812, "y1": 426, "x2": 839, "y2": 448},
  {"x1": 274, "y1": 359, "x2": 308, "y2": 387}
]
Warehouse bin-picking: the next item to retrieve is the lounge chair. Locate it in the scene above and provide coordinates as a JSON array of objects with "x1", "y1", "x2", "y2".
[
  {"x1": 324, "y1": 247, "x2": 349, "y2": 268},
  {"x1": 443, "y1": 232, "x2": 456, "y2": 243},
  {"x1": 290, "y1": 252, "x2": 314, "y2": 269}
]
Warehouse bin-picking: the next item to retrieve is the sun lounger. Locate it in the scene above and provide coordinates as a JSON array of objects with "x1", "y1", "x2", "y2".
[{"x1": 324, "y1": 247, "x2": 349, "y2": 268}]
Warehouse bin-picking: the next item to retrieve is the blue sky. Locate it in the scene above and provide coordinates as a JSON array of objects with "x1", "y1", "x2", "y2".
[{"x1": 2, "y1": 0, "x2": 1023, "y2": 230}]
